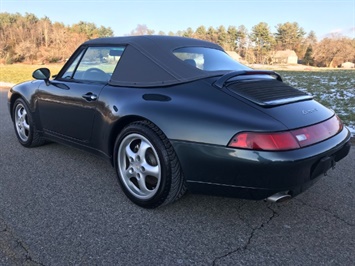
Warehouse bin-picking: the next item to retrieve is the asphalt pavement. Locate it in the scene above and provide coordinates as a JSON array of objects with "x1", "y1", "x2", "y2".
[{"x1": 0, "y1": 88, "x2": 354, "y2": 266}]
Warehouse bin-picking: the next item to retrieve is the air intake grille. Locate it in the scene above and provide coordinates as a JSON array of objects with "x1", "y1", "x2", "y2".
[{"x1": 227, "y1": 79, "x2": 312, "y2": 106}]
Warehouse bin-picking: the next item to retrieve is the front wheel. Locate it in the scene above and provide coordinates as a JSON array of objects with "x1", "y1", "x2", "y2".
[
  {"x1": 12, "y1": 98, "x2": 45, "y2": 147},
  {"x1": 114, "y1": 121, "x2": 186, "y2": 208}
]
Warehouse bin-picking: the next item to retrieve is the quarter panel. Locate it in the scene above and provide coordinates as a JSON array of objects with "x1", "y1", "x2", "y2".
[{"x1": 95, "y1": 81, "x2": 288, "y2": 157}]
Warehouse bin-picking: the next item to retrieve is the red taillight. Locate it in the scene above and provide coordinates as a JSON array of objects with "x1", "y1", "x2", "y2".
[
  {"x1": 228, "y1": 116, "x2": 343, "y2": 151},
  {"x1": 291, "y1": 115, "x2": 343, "y2": 147},
  {"x1": 228, "y1": 132, "x2": 300, "y2": 151}
]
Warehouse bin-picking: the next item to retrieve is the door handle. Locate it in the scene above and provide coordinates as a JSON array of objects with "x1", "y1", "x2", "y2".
[{"x1": 82, "y1": 93, "x2": 97, "y2": 101}]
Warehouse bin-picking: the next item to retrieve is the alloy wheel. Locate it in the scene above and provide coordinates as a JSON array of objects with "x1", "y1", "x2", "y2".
[
  {"x1": 14, "y1": 103, "x2": 30, "y2": 142},
  {"x1": 117, "y1": 133, "x2": 161, "y2": 200}
]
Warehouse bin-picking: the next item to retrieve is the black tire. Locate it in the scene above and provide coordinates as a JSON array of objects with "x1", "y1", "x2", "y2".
[
  {"x1": 114, "y1": 121, "x2": 186, "y2": 208},
  {"x1": 12, "y1": 98, "x2": 45, "y2": 147}
]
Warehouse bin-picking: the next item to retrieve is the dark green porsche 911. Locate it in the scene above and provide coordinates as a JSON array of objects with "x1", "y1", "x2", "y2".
[{"x1": 8, "y1": 36, "x2": 351, "y2": 208}]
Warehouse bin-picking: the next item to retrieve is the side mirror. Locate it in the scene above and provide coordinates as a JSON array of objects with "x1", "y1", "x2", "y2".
[{"x1": 32, "y1": 68, "x2": 51, "y2": 85}]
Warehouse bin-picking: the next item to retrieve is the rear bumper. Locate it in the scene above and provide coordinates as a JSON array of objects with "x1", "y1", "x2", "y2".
[{"x1": 171, "y1": 127, "x2": 351, "y2": 200}]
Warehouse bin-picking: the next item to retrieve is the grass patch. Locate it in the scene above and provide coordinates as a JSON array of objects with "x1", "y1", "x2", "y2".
[
  {"x1": 278, "y1": 70, "x2": 355, "y2": 132},
  {"x1": 0, "y1": 64, "x2": 63, "y2": 84}
]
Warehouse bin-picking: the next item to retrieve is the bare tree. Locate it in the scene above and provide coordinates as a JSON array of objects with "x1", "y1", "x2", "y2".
[
  {"x1": 313, "y1": 35, "x2": 355, "y2": 67},
  {"x1": 130, "y1": 24, "x2": 155, "y2": 36}
]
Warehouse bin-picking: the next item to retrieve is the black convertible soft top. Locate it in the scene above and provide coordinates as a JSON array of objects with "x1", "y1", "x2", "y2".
[{"x1": 84, "y1": 35, "x2": 229, "y2": 87}]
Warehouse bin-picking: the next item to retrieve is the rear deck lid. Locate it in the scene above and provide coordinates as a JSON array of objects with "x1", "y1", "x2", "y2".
[{"x1": 215, "y1": 70, "x2": 335, "y2": 129}]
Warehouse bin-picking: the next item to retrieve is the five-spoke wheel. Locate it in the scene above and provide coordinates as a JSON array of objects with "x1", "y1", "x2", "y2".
[
  {"x1": 14, "y1": 102, "x2": 30, "y2": 142},
  {"x1": 12, "y1": 98, "x2": 44, "y2": 147},
  {"x1": 114, "y1": 121, "x2": 186, "y2": 208},
  {"x1": 118, "y1": 133, "x2": 161, "y2": 200}
]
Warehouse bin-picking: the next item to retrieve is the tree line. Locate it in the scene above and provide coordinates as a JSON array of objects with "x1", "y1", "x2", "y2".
[
  {"x1": 133, "y1": 23, "x2": 354, "y2": 68},
  {"x1": 0, "y1": 12, "x2": 113, "y2": 64},
  {"x1": 1, "y1": 12, "x2": 354, "y2": 67}
]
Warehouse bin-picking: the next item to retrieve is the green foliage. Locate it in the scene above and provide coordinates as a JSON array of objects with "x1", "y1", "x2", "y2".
[
  {"x1": 71, "y1": 21, "x2": 113, "y2": 39},
  {"x1": 206, "y1": 26, "x2": 217, "y2": 43},
  {"x1": 195, "y1": 26, "x2": 207, "y2": 39},
  {"x1": 306, "y1": 31, "x2": 317, "y2": 45},
  {"x1": 183, "y1": 27, "x2": 194, "y2": 38},
  {"x1": 303, "y1": 45, "x2": 314, "y2": 65},
  {"x1": 250, "y1": 22, "x2": 275, "y2": 64},
  {"x1": 226, "y1": 25, "x2": 237, "y2": 51},
  {"x1": 235, "y1": 25, "x2": 248, "y2": 57},
  {"x1": 275, "y1": 22, "x2": 306, "y2": 51},
  {"x1": 217, "y1": 25, "x2": 228, "y2": 47},
  {"x1": 171, "y1": 22, "x2": 354, "y2": 67}
]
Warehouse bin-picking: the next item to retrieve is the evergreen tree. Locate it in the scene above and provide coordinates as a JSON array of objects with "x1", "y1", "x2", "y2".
[
  {"x1": 303, "y1": 45, "x2": 314, "y2": 65},
  {"x1": 195, "y1": 25, "x2": 207, "y2": 40},
  {"x1": 206, "y1": 26, "x2": 217, "y2": 43},
  {"x1": 236, "y1": 25, "x2": 249, "y2": 57},
  {"x1": 183, "y1": 27, "x2": 194, "y2": 37},
  {"x1": 224, "y1": 26, "x2": 237, "y2": 51},
  {"x1": 275, "y1": 22, "x2": 306, "y2": 53},
  {"x1": 217, "y1": 25, "x2": 228, "y2": 48},
  {"x1": 250, "y1": 22, "x2": 274, "y2": 64}
]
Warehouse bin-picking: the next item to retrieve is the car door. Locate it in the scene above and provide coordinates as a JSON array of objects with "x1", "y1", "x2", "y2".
[{"x1": 37, "y1": 46, "x2": 124, "y2": 143}]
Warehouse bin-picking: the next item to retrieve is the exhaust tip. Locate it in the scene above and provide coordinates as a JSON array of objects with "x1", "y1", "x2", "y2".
[{"x1": 266, "y1": 191, "x2": 291, "y2": 203}]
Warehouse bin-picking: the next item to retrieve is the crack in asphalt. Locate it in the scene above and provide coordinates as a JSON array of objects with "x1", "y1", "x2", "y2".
[
  {"x1": 295, "y1": 198, "x2": 354, "y2": 227},
  {"x1": 16, "y1": 239, "x2": 46, "y2": 266},
  {"x1": 212, "y1": 203, "x2": 278, "y2": 265},
  {"x1": 0, "y1": 216, "x2": 45, "y2": 266},
  {"x1": 1, "y1": 224, "x2": 7, "y2": 232}
]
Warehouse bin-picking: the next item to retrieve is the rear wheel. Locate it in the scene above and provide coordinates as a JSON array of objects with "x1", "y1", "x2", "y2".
[
  {"x1": 12, "y1": 98, "x2": 45, "y2": 147},
  {"x1": 114, "y1": 121, "x2": 186, "y2": 208}
]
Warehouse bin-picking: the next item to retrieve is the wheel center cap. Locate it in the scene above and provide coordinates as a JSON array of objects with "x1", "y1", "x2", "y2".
[{"x1": 132, "y1": 161, "x2": 141, "y2": 171}]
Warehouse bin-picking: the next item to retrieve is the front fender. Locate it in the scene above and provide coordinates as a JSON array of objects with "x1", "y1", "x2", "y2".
[{"x1": 8, "y1": 80, "x2": 42, "y2": 118}]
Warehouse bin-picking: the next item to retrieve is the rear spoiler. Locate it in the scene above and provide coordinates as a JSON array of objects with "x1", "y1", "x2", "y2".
[{"x1": 214, "y1": 70, "x2": 283, "y2": 89}]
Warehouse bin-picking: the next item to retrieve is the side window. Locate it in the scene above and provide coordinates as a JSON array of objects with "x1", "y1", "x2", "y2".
[
  {"x1": 174, "y1": 51, "x2": 204, "y2": 70},
  {"x1": 62, "y1": 50, "x2": 85, "y2": 79},
  {"x1": 173, "y1": 47, "x2": 248, "y2": 71},
  {"x1": 62, "y1": 46, "x2": 125, "y2": 82}
]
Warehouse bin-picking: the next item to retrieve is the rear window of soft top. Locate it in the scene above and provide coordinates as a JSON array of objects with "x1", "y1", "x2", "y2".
[{"x1": 173, "y1": 47, "x2": 249, "y2": 72}]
